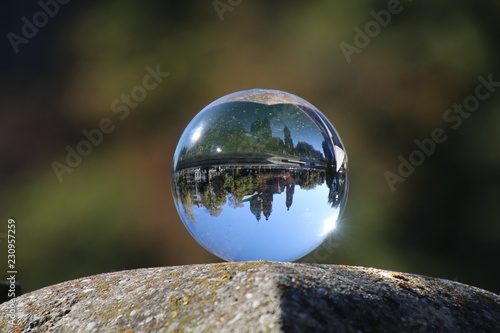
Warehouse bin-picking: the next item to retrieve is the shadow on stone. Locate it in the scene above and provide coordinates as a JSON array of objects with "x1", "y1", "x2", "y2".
[{"x1": 276, "y1": 264, "x2": 500, "y2": 332}]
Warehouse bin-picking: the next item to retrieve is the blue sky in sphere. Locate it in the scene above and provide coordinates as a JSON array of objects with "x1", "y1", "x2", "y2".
[{"x1": 180, "y1": 183, "x2": 340, "y2": 262}]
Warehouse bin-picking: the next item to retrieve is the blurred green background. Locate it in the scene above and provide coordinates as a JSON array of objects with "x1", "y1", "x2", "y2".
[{"x1": 1, "y1": 0, "x2": 499, "y2": 294}]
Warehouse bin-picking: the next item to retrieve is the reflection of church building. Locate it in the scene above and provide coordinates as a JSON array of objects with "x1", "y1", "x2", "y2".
[
  {"x1": 249, "y1": 182, "x2": 295, "y2": 221},
  {"x1": 177, "y1": 165, "x2": 332, "y2": 222}
]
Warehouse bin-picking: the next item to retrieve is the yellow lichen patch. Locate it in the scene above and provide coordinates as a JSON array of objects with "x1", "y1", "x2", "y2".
[
  {"x1": 397, "y1": 281, "x2": 410, "y2": 289},
  {"x1": 171, "y1": 311, "x2": 179, "y2": 318},
  {"x1": 220, "y1": 274, "x2": 232, "y2": 281},
  {"x1": 182, "y1": 299, "x2": 189, "y2": 306},
  {"x1": 396, "y1": 281, "x2": 419, "y2": 295},
  {"x1": 210, "y1": 263, "x2": 230, "y2": 273},
  {"x1": 390, "y1": 272, "x2": 410, "y2": 281},
  {"x1": 96, "y1": 281, "x2": 110, "y2": 295}
]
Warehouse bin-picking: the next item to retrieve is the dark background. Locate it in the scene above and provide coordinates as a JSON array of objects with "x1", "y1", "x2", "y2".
[{"x1": 1, "y1": 0, "x2": 499, "y2": 294}]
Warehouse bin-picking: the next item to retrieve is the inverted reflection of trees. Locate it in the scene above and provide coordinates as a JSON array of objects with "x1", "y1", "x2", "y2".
[{"x1": 174, "y1": 165, "x2": 347, "y2": 222}]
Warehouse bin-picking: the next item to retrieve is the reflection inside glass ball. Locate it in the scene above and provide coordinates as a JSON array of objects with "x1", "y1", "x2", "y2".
[{"x1": 171, "y1": 89, "x2": 349, "y2": 261}]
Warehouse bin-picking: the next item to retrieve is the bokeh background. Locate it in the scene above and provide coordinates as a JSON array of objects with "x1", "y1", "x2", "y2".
[{"x1": 1, "y1": 0, "x2": 499, "y2": 294}]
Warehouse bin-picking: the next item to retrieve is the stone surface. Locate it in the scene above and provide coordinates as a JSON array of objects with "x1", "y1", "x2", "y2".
[{"x1": 0, "y1": 261, "x2": 499, "y2": 332}]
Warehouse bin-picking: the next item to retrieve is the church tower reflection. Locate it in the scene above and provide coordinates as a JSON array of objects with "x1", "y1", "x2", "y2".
[
  {"x1": 286, "y1": 184, "x2": 294, "y2": 211},
  {"x1": 250, "y1": 195, "x2": 263, "y2": 221},
  {"x1": 262, "y1": 192, "x2": 273, "y2": 221}
]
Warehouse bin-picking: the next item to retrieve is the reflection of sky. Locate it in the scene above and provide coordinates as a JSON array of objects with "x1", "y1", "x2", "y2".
[{"x1": 176, "y1": 183, "x2": 340, "y2": 261}]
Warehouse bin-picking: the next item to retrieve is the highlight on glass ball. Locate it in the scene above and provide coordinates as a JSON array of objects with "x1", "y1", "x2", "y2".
[{"x1": 171, "y1": 89, "x2": 349, "y2": 262}]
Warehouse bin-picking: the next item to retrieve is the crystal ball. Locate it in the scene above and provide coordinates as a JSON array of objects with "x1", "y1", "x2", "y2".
[{"x1": 171, "y1": 89, "x2": 349, "y2": 261}]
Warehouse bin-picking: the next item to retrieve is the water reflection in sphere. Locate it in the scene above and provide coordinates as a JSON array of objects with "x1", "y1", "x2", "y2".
[{"x1": 171, "y1": 89, "x2": 349, "y2": 262}]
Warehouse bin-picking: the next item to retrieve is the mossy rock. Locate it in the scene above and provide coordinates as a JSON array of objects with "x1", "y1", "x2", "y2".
[{"x1": 0, "y1": 261, "x2": 499, "y2": 332}]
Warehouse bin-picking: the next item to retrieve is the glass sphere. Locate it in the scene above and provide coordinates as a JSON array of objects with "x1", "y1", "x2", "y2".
[{"x1": 171, "y1": 89, "x2": 349, "y2": 261}]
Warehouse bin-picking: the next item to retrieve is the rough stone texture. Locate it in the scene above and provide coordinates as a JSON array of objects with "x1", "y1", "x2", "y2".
[{"x1": 0, "y1": 261, "x2": 499, "y2": 332}]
